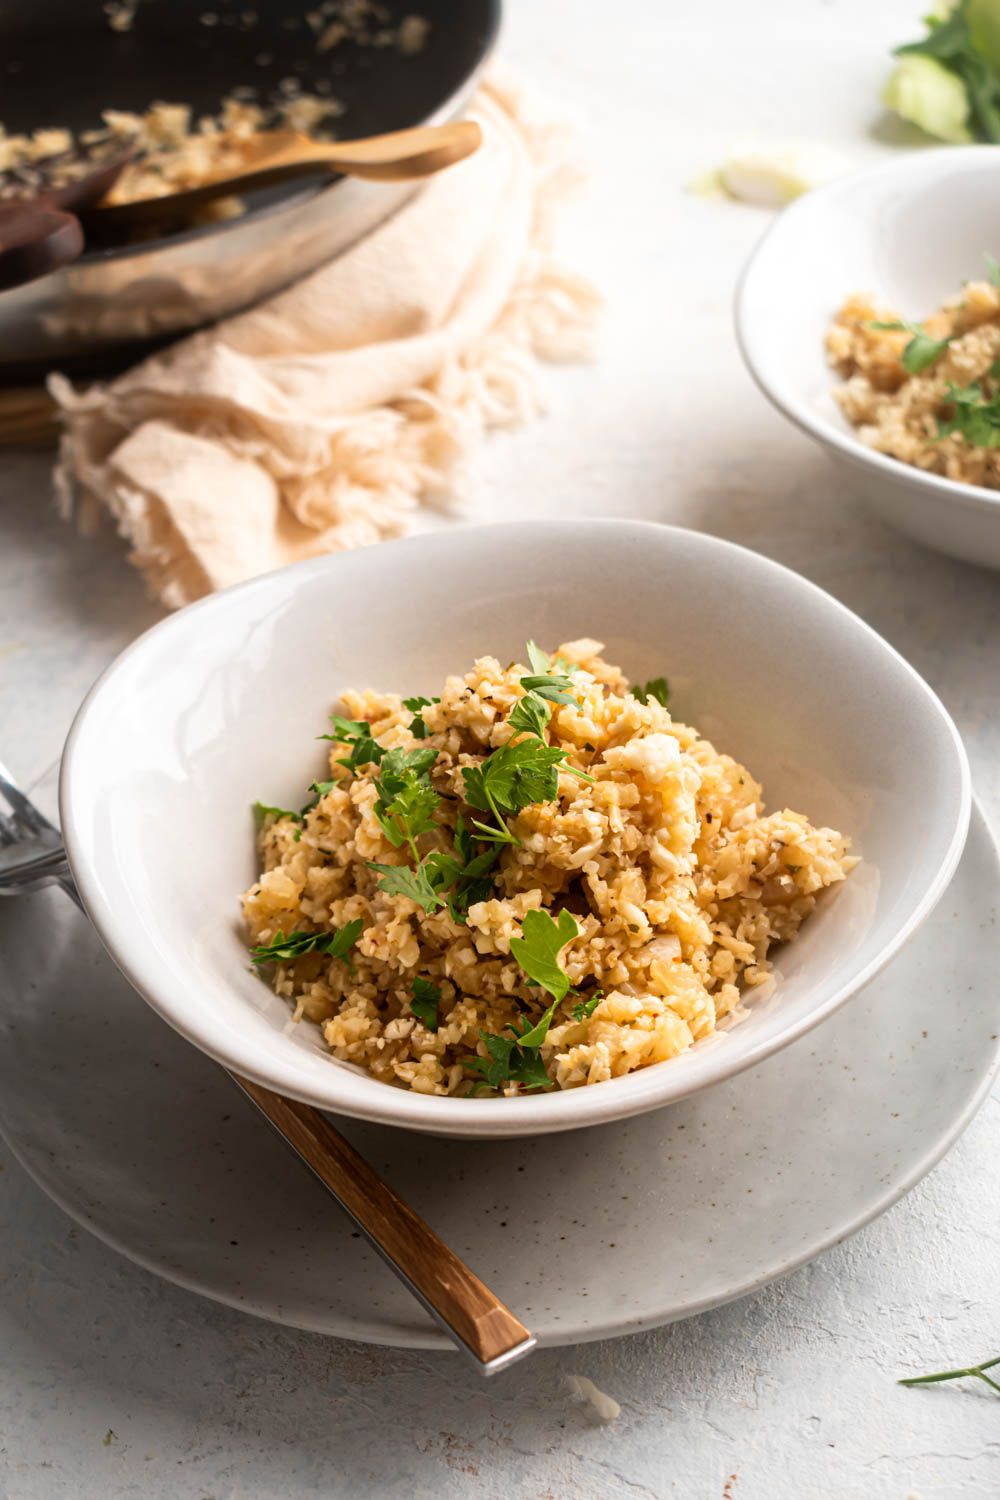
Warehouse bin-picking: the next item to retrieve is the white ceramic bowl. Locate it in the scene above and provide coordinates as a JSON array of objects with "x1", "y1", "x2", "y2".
[
  {"x1": 60, "y1": 521, "x2": 971, "y2": 1138},
  {"x1": 735, "y1": 146, "x2": 1000, "y2": 571}
]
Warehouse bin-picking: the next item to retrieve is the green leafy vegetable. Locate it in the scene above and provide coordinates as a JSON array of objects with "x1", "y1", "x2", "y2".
[
  {"x1": 899, "y1": 1352, "x2": 1000, "y2": 1396},
  {"x1": 447, "y1": 817, "x2": 502, "y2": 919},
  {"x1": 253, "y1": 801, "x2": 302, "y2": 827},
  {"x1": 526, "y1": 640, "x2": 554, "y2": 675},
  {"x1": 571, "y1": 992, "x2": 603, "y2": 1022},
  {"x1": 969, "y1": 0, "x2": 1000, "y2": 73},
  {"x1": 883, "y1": 52, "x2": 974, "y2": 142},
  {"x1": 462, "y1": 737, "x2": 572, "y2": 843},
  {"x1": 372, "y1": 746, "x2": 441, "y2": 862},
  {"x1": 463, "y1": 907, "x2": 580, "y2": 1093},
  {"x1": 938, "y1": 379, "x2": 1000, "y2": 446},
  {"x1": 634, "y1": 677, "x2": 670, "y2": 708},
  {"x1": 367, "y1": 859, "x2": 443, "y2": 912},
  {"x1": 522, "y1": 639, "x2": 579, "y2": 706},
  {"x1": 251, "y1": 919, "x2": 363, "y2": 967},
  {"x1": 507, "y1": 691, "x2": 552, "y2": 739},
  {"x1": 299, "y1": 778, "x2": 336, "y2": 817},
  {"x1": 410, "y1": 976, "x2": 442, "y2": 1032},
  {"x1": 868, "y1": 319, "x2": 953, "y2": 374},
  {"x1": 520, "y1": 671, "x2": 579, "y2": 707},
  {"x1": 889, "y1": 2, "x2": 1000, "y2": 143},
  {"x1": 464, "y1": 1025, "x2": 554, "y2": 1092},
  {"x1": 321, "y1": 716, "x2": 384, "y2": 775},
  {"x1": 461, "y1": 654, "x2": 593, "y2": 844},
  {"x1": 985, "y1": 251, "x2": 1000, "y2": 287},
  {"x1": 509, "y1": 907, "x2": 580, "y2": 1004},
  {"x1": 403, "y1": 696, "x2": 440, "y2": 740}
]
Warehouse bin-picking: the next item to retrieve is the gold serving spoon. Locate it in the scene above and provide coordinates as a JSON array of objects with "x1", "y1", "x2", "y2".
[{"x1": 86, "y1": 119, "x2": 483, "y2": 233}]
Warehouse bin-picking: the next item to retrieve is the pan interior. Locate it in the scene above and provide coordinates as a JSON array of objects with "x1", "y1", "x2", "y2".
[{"x1": 0, "y1": 0, "x2": 498, "y2": 139}]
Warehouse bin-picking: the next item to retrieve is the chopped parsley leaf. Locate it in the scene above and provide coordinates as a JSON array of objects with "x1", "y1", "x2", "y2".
[
  {"x1": 462, "y1": 737, "x2": 571, "y2": 843},
  {"x1": 868, "y1": 319, "x2": 953, "y2": 375},
  {"x1": 372, "y1": 746, "x2": 441, "y2": 861},
  {"x1": 510, "y1": 907, "x2": 579, "y2": 1004},
  {"x1": 300, "y1": 779, "x2": 335, "y2": 817},
  {"x1": 634, "y1": 677, "x2": 670, "y2": 708},
  {"x1": 520, "y1": 671, "x2": 579, "y2": 707},
  {"x1": 463, "y1": 907, "x2": 580, "y2": 1092},
  {"x1": 253, "y1": 801, "x2": 302, "y2": 827},
  {"x1": 403, "y1": 696, "x2": 440, "y2": 740},
  {"x1": 986, "y1": 253, "x2": 1000, "y2": 289},
  {"x1": 938, "y1": 379, "x2": 1000, "y2": 447},
  {"x1": 251, "y1": 919, "x2": 363, "y2": 967},
  {"x1": 522, "y1": 640, "x2": 579, "y2": 706},
  {"x1": 367, "y1": 859, "x2": 442, "y2": 912},
  {"x1": 410, "y1": 976, "x2": 442, "y2": 1031},
  {"x1": 321, "y1": 716, "x2": 384, "y2": 775},
  {"x1": 464, "y1": 1026, "x2": 554, "y2": 1092},
  {"x1": 571, "y1": 992, "x2": 603, "y2": 1022},
  {"x1": 526, "y1": 639, "x2": 553, "y2": 675},
  {"x1": 507, "y1": 691, "x2": 552, "y2": 740},
  {"x1": 446, "y1": 816, "x2": 501, "y2": 919}
]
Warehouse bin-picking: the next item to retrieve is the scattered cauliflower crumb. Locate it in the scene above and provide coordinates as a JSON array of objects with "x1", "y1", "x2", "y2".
[{"x1": 566, "y1": 1374, "x2": 621, "y2": 1423}]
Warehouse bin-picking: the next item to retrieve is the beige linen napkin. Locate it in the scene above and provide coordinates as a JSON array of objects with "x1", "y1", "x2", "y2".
[{"x1": 51, "y1": 77, "x2": 599, "y2": 609}]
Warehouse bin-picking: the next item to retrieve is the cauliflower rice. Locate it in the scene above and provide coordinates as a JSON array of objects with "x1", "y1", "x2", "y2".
[
  {"x1": 242, "y1": 642, "x2": 855, "y2": 1096},
  {"x1": 827, "y1": 274, "x2": 1000, "y2": 489}
]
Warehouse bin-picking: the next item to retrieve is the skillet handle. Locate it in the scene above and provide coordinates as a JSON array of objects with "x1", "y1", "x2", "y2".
[{"x1": 0, "y1": 201, "x2": 85, "y2": 293}]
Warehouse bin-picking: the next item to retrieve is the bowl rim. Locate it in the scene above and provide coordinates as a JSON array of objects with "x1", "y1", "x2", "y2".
[
  {"x1": 734, "y1": 144, "x2": 1000, "y2": 517},
  {"x1": 59, "y1": 519, "x2": 972, "y2": 1135}
]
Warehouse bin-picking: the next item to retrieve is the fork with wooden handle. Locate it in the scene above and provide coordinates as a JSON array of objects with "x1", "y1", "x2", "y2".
[{"x1": 0, "y1": 759, "x2": 534, "y2": 1374}]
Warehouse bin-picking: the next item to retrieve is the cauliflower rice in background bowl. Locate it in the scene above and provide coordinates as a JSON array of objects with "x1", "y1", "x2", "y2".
[
  {"x1": 60, "y1": 521, "x2": 970, "y2": 1138},
  {"x1": 735, "y1": 146, "x2": 1000, "y2": 570}
]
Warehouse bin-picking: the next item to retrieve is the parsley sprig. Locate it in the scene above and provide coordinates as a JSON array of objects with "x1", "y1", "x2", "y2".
[
  {"x1": 410, "y1": 976, "x2": 442, "y2": 1032},
  {"x1": 403, "y1": 696, "x2": 440, "y2": 740},
  {"x1": 571, "y1": 991, "x2": 602, "y2": 1021},
  {"x1": 371, "y1": 746, "x2": 440, "y2": 863},
  {"x1": 633, "y1": 677, "x2": 670, "y2": 708},
  {"x1": 449, "y1": 816, "x2": 502, "y2": 918},
  {"x1": 868, "y1": 319, "x2": 953, "y2": 375},
  {"x1": 367, "y1": 750, "x2": 501, "y2": 916},
  {"x1": 321, "y1": 716, "x2": 384, "y2": 775},
  {"x1": 250, "y1": 919, "x2": 364, "y2": 967},
  {"x1": 510, "y1": 907, "x2": 579, "y2": 1003},
  {"x1": 460, "y1": 644, "x2": 593, "y2": 844},
  {"x1": 253, "y1": 801, "x2": 302, "y2": 827},
  {"x1": 465, "y1": 1024, "x2": 554, "y2": 1092},
  {"x1": 465, "y1": 909, "x2": 580, "y2": 1093},
  {"x1": 899, "y1": 1353, "x2": 1000, "y2": 1397},
  {"x1": 462, "y1": 737, "x2": 575, "y2": 844},
  {"x1": 938, "y1": 379, "x2": 1000, "y2": 447},
  {"x1": 521, "y1": 639, "x2": 580, "y2": 706}
]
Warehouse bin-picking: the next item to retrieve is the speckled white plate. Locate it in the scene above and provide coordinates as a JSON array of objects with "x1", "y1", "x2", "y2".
[{"x1": 0, "y1": 803, "x2": 997, "y2": 1350}]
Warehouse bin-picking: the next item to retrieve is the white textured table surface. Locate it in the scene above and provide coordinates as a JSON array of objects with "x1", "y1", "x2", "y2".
[{"x1": 2, "y1": 2, "x2": 999, "y2": 1497}]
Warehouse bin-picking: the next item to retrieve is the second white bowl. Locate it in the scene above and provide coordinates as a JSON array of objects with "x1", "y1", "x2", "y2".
[{"x1": 736, "y1": 146, "x2": 1000, "y2": 571}]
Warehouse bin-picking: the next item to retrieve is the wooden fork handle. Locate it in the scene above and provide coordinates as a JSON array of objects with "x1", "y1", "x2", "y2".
[
  {"x1": 0, "y1": 201, "x2": 85, "y2": 292},
  {"x1": 231, "y1": 1074, "x2": 535, "y2": 1373}
]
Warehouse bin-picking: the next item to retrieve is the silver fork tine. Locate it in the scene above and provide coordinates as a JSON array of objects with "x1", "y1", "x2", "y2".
[{"x1": 0, "y1": 756, "x2": 55, "y2": 836}]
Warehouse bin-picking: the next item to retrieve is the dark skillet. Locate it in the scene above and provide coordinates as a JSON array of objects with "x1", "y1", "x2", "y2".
[
  {"x1": 0, "y1": 0, "x2": 498, "y2": 143},
  {"x1": 0, "y1": 0, "x2": 500, "y2": 378}
]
